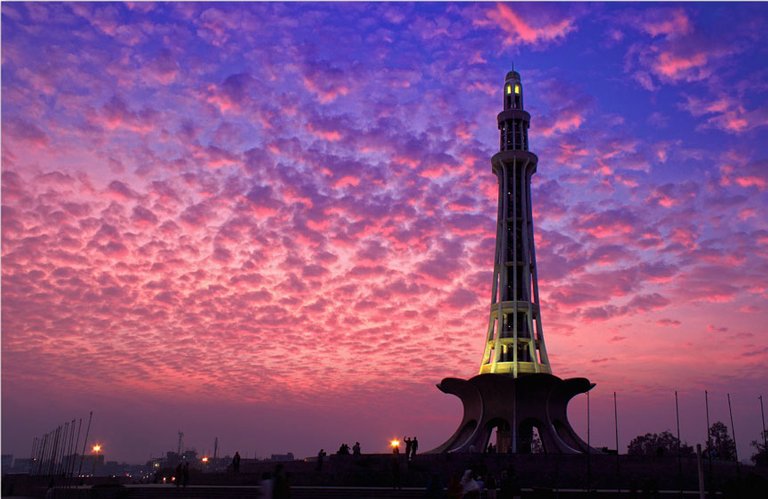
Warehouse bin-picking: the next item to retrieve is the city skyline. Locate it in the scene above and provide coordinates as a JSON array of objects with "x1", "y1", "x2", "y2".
[{"x1": 2, "y1": 2, "x2": 767, "y2": 464}]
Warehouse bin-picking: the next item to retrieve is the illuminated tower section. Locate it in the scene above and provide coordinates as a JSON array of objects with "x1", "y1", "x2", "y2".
[{"x1": 480, "y1": 71, "x2": 550, "y2": 377}]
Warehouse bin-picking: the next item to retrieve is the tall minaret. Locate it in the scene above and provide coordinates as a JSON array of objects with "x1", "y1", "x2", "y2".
[
  {"x1": 431, "y1": 70, "x2": 595, "y2": 455},
  {"x1": 479, "y1": 70, "x2": 551, "y2": 377}
]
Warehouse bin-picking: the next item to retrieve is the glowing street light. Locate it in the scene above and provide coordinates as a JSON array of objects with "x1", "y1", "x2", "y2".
[
  {"x1": 201, "y1": 456, "x2": 209, "y2": 463},
  {"x1": 390, "y1": 439, "x2": 400, "y2": 454},
  {"x1": 91, "y1": 443, "x2": 102, "y2": 476}
]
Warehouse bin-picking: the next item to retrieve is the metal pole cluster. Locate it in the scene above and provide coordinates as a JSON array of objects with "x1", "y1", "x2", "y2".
[
  {"x1": 78, "y1": 411, "x2": 94, "y2": 477},
  {"x1": 28, "y1": 412, "x2": 92, "y2": 478}
]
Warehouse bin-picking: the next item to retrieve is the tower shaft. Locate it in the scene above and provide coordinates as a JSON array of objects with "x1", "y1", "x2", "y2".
[{"x1": 480, "y1": 71, "x2": 550, "y2": 377}]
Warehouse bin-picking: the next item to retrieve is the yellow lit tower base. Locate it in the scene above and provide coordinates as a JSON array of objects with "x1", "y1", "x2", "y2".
[{"x1": 428, "y1": 71, "x2": 598, "y2": 455}]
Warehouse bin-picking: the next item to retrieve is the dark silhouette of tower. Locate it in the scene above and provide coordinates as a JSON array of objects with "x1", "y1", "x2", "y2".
[
  {"x1": 429, "y1": 70, "x2": 595, "y2": 455},
  {"x1": 480, "y1": 70, "x2": 550, "y2": 377}
]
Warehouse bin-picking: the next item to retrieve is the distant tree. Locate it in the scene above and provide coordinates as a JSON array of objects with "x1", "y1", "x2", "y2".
[
  {"x1": 750, "y1": 430, "x2": 767, "y2": 466},
  {"x1": 704, "y1": 421, "x2": 737, "y2": 461},
  {"x1": 627, "y1": 431, "x2": 694, "y2": 457}
]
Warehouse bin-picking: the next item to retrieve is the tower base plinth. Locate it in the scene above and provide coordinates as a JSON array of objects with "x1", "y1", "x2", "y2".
[{"x1": 428, "y1": 373, "x2": 597, "y2": 454}]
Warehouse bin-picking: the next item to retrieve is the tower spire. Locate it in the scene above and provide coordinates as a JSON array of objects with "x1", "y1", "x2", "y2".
[{"x1": 480, "y1": 70, "x2": 550, "y2": 377}]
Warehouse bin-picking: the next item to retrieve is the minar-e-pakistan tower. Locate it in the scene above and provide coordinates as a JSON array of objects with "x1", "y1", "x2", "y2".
[{"x1": 430, "y1": 70, "x2": 595, "y2": 455}]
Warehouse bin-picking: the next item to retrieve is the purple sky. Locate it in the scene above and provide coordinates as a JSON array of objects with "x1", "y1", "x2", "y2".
[{"x1": 2, "y1": 2, "x2": 768, "y2": 464}]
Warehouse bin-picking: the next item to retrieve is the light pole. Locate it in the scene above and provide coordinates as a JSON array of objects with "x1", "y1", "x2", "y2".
[
  {"x1": 91, "y1": 444, "x2": 102, "y2": 476},
  {"x1": 390, "y1": 439, "x2": 400, "y2": 455},
  {"x1": 760, "y1": 395, "x2": 766, "y2": 453}
]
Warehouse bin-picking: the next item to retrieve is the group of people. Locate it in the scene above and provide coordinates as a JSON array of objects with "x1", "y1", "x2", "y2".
[
  {"x1": 173, "y1": 461, "x2": 190, "y2": 487},
  {"x1": 402, "y1": 436, "x2": 419, "y2": 460},
  {"x1": 336, "y1": 441, "x2": 361, "y2": 456}
]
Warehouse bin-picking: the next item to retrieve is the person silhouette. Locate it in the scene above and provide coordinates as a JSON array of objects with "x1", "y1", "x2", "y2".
[
  {"x1": 174, "y1": 462, "x2": 182, "y2": 487},
  {"x1": 316, "y1": 449, "x2": 326, "y2": 471},
  {"x1": 232, "y1": 451, "x2": 241, "y2": 473},
  {"x1": 411, "y1": 436, "x2": 419, "y2": 459},
  {"x1": 391, "y1": 456, "x2": 401, "y2": 490},
  {"x1": 182, "y1": 462, "x2": 190, "y2": 487},
  {"x1": 352, "y1": 442, "x2": 361, "y2": 456},
  {"x1": 404, "y1": 437, "x2": 412, "y2": 459},
  {"x1": 273, "y1": 463, "x2": 290, "y2": 499}
]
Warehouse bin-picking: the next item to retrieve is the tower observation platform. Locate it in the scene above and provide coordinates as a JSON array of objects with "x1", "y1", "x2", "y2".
[{"x1": 429, "y1": 71, "x2": 596, "y2": 455}]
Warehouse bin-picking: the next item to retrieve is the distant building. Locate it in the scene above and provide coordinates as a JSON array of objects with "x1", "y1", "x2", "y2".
[
  {"x1": 79, "y1": 453, "x2": 105, "y2": 475},
  {"x1": 2, "y1": 454, "x2": 13, "y2": 469},
  {"x1": 181, "y1": 450, "x2": 198, "y2": 463},
  {"x1": 268, "y1": 453, "x2": 295, "y2": 462},
  {"x1": 10, "y1": 458, "x2": 33, "y2": 474}
]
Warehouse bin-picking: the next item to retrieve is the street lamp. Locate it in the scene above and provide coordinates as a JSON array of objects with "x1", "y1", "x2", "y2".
[
  {"x1": 390, "y1": 439, "x2": 400, "y2": 454},
  {"x1": 91, "y1": 443, "x2": 102, "y2": 476}
]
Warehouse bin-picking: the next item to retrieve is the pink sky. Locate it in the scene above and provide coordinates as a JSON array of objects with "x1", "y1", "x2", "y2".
[{"x1": 2, "y1": 2, "x2": 767, "y2": 464}]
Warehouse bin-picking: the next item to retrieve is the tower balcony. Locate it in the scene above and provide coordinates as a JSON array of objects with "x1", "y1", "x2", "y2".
[
  {"x1": 491, "y1": 150, "x2": 538, "y2": 175},
  {"x1": 479, "y1": 360, "x2": 552, "y2": 376},
  {"x1": 489, "y1": 300, "x2": 540, "y2": 317},
  {"x1": 497, "y1": 109, "x2": 531, "y2": 124}
]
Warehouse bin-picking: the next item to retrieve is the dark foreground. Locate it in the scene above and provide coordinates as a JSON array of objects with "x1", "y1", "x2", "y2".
[{"x1": 4, "y1": 453, "x2": 767, "y2": 498}]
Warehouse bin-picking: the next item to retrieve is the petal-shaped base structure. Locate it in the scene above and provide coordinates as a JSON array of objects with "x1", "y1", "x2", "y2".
[{"x1": 428, "y1": 373, "x2": 598, "y2": 454}]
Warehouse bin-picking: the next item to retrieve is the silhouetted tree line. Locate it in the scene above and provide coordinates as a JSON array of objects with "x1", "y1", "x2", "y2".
[
  {"x1": 705, "y1": 421, "x2": 737, "y2": 461},
  {"x1": 627, "y1": 421, "x2": 743, "y2": 462},
  {"x1": 750, "y1": 430, "x2": 767, "y2": 466},
  {"x1": 627, "y1": 431, "x2": 694, "y2": 457}
]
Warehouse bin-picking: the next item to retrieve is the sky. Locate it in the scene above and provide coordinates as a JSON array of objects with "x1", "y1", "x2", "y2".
[{"x1": 2, "y1": 2, "x2": 767, "y2": 465}]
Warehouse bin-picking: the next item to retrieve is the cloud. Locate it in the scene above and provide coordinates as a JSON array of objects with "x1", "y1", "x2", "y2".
[
  {"x1": 639, "y1": 8, "x2": 692, "y2": 39},
  {"x1": 483, "y1": 3, "x2": 575, "y2": 47},
  {"x1": 302, "y1": 62, "x2": 351, "y2": 104},
  {"x1": 2, "y1": 117, "x2": 49, "y2": 145},
  {"x1": 622, "y1": 8, "x2": 745, "y2": 91},
  {"x1": 206, "y1": 73, "x2": 261, "y2": 114},
  {"x1": 680, "y1": 94, "x2": 768, "y2": 134},
  {"x1": 539, "y1": 109, "x2": 584, "y2": 137},
  {"x1": 102, "y1": 95, "x2": 158, "y2": 132},
  {"x1": 581, "y1": 293, "x2": 670, "y2": 322}
]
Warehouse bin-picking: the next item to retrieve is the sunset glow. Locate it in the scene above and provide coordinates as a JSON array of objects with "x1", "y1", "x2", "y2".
[{"x1": 2, "y1": 2, "x2": 767, "y2": 463}]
